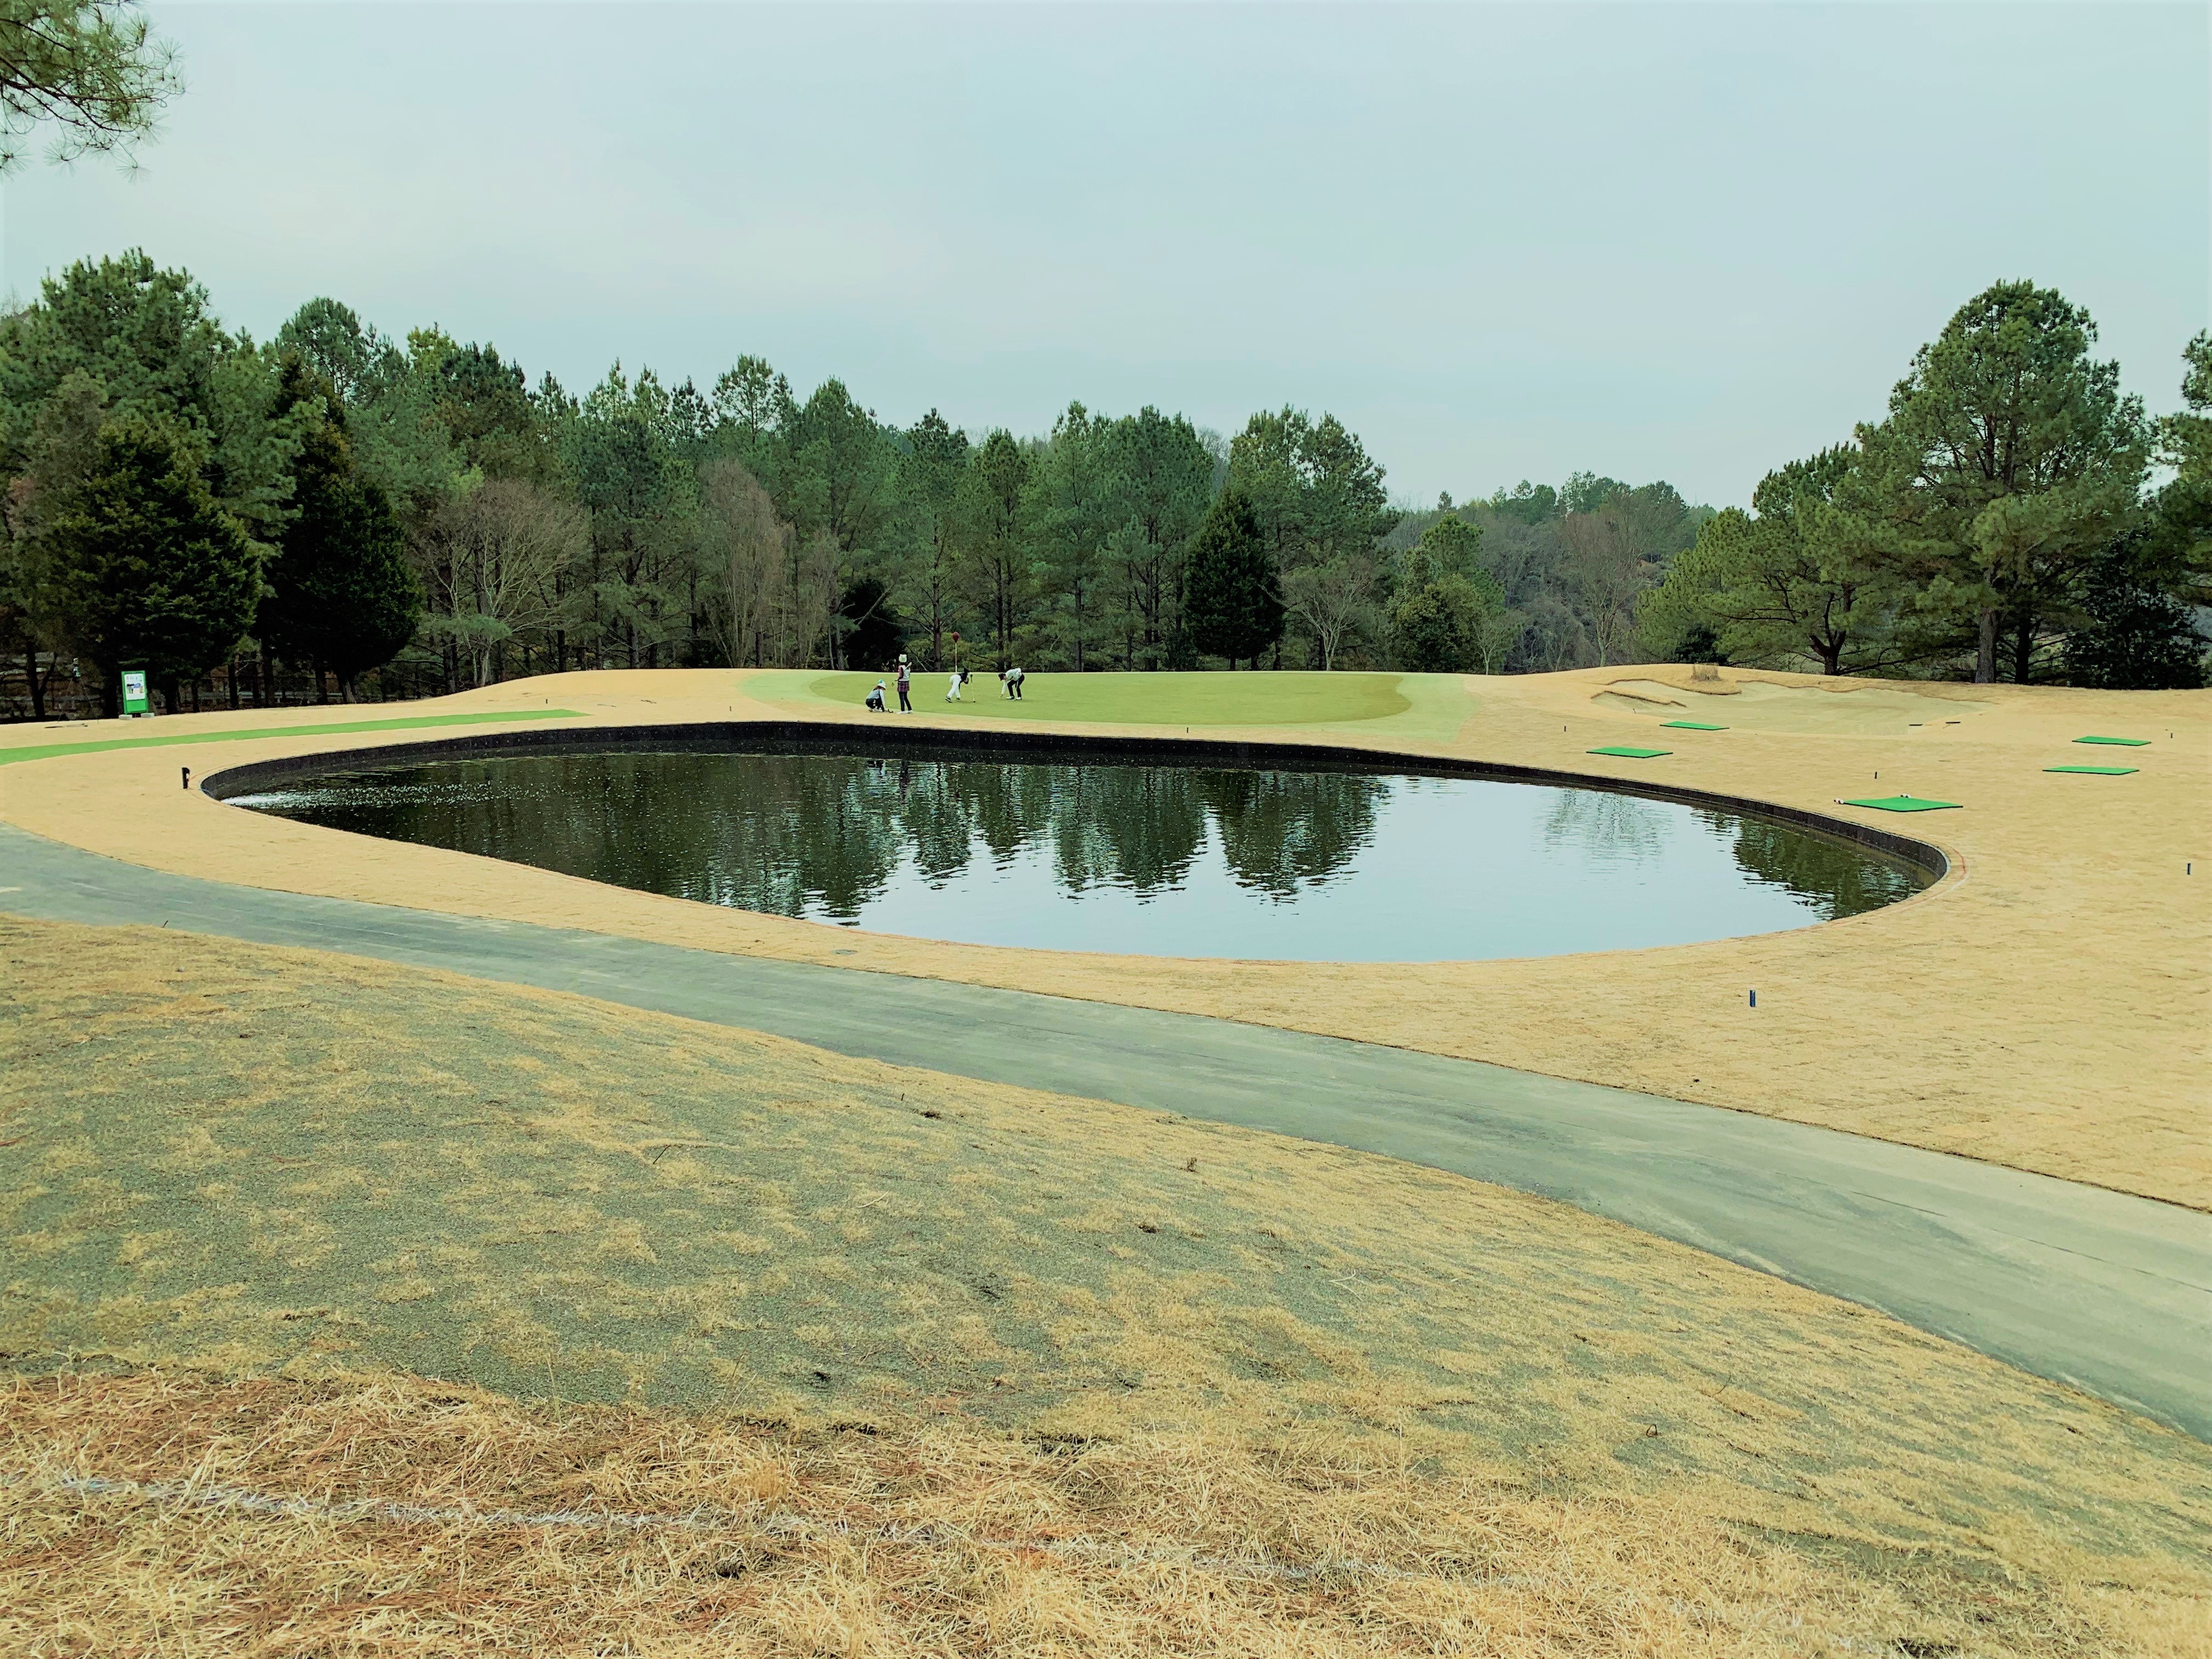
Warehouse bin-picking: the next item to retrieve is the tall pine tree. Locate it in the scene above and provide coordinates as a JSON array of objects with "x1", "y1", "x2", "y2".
[
  {"x1": 260, "y1": 360, "x2": 422, "y2": 700},
  {"x1": 1850, "y1": 281, "x2": 2149, "y2": 682},
  {"x1": 49, "y1": 414, "x2": 259, "y2": 714},
  {"x1": 1183, "y1": 489, "x2": 1281, "y2": 667}
]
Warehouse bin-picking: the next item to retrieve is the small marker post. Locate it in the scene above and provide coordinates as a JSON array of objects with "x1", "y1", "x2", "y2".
[{"x1": 1748, "y1": 989, "x2": 1757, "y2": 1008}]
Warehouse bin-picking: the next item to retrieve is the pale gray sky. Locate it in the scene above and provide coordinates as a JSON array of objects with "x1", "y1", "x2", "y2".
[{"x1": 5, "y1": 2, "x2": 2205, "y2": 506}]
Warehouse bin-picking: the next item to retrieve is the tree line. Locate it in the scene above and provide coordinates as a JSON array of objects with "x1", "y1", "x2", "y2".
[
  {"x1": 1643, "y1": 283, "x2": 2209, "y2": 687},
  {"x1": 1, "y1": 256, "x2": 2200, "y2": 718},
  {"x1": 0, "y1": 253, "x2": 1714, "y2": 715}
]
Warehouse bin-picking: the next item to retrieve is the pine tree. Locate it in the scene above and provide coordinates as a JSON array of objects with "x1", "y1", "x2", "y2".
[
  {"x1": 1183, "y1": 489, "x2": 1281, "y2": 666},
  {"x1": 260, "y1": 362, "x2": 423, "y2": 699},
  {"x1": 49, "y1": 414, "x2": 259, "y2": 714},
  {"x1": 1850, "y1": 282, "x2": 2150, "y2": 682},
  {"x1": 2064, "y1": 533, "x2": 2207, "y2": 689}
]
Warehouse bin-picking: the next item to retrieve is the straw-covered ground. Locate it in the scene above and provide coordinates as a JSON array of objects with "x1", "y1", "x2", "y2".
[
  {"x1": 3, "y1": 917, "x2": 2207, "y2": 1655},
  {"x1": 2, "y1": 666, "x2": 2202, "y2": 1206}
]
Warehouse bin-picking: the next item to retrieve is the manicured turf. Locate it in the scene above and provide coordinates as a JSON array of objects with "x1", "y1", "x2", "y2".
[
  {"x1": 0, "y1": 708, "x2": 587, "y2": 768},
  {"x1": 1587, "y1": 745, "x2": 1671, "y2": 759},
  {"x1": 787, "y1": 668, "x2": 1420, "y2": 728},
  {"x1": 2046, "y1": 765, "x2": 2138, "y2": 776},
  {"x1": 1659, "y1": 721, "x2": 1728, "y2": 731},
  {"x1": 2074, "y1": 736, "x2": 2151, "y2": 747},
  {"x1": 1838, "y1": 794, "x2": 1962, "y2": 812}
]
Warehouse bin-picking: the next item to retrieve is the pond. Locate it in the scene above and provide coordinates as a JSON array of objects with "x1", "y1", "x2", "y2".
[{"x1": 229, "y1": 746, "x2": 1932, "y2": 962}]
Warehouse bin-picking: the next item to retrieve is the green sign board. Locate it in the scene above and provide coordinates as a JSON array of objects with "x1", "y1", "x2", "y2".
[{"x1": 120, "y1": 670, "x2": 150, "y2": 716}]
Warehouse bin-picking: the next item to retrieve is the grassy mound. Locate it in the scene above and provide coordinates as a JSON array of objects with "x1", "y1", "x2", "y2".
[{"x1": 3, "y1": 917, "x2": 2207, "y2": 1653}]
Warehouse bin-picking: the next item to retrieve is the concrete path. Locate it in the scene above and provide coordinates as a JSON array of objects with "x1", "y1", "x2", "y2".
[{"x1": 3, "y1": 822, "x2": 2206, "y2": 1438}]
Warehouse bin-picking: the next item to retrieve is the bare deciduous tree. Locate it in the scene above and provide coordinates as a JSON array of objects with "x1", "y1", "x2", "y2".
[
  {"x1": 696, "y1": 458, "x2": 843, "y2": 669},
  {"x1": 418, "y1": 479, "x2": 586, "y2": 687},
  {"x1": 1279, "y1": 553, "x2": 1376, "y2": 670},
  {"x1": 1561, "y1": 509, "x2": 1654, "y2": 667},
  {"x1": 698, "y1": 458, "x2": 787, "y2": 668},
  {"x1": 795, "y1": 527, "x2": 842, "y2": 668}
]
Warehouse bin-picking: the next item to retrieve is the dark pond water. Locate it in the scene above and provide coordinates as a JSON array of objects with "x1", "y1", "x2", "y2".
[{"x1": 231, "y1": 748, "x2": 1931, "y2": 961}]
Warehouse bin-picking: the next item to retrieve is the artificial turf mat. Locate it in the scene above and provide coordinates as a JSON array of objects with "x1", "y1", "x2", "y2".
[
  {"x1": 1660, "y1": 721, "x2": 1728, "y2": 731},
  {"x1": 2045, "y1": 765, "x2": 2138, "y2": 776},
  {"x1": 1587, "y1": 746, "x2": 1671, "y2": 758},
  {"x1": 1838, "y1": 795, "x2": 1962, "y2": 813},
  {"x1": 2074, "y1": 736, "x2": 2150, "y2": 747}
]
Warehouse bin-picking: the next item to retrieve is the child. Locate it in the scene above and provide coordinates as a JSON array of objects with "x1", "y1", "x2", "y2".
[{"x1": 865, "y1": 681, "x2": 887, "y2": 712}]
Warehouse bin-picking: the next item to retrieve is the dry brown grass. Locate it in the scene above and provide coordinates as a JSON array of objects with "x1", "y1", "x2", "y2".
[
  {"x1": 3, "y1": 916, "x2": 2209, "y2": 1654},
  {"x1": 5, "y1": 1369, "x2": 2208, "y2": 1658}
]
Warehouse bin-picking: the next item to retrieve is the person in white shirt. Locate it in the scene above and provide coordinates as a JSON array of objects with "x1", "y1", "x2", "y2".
[{"x1": 946, "y1": 668, "x2": 966, "y2": 701}]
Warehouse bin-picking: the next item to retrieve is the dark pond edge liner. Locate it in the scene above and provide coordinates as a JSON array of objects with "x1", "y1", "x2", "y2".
[{"x1": 201, "y1": 719, "x2": 1950, "y2": 884}]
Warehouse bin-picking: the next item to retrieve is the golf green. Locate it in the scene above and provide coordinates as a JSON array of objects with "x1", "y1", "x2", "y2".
[
  {"x1": 1587, "y1": 746, "x2": 1671, "y2": 759},
  {"x1": 2045, "y1": 765, "x2": 2138, "y2": 776},
  {"x1": 1660, "y1": 721, "x2": 1728, "y2": 731},
  {"x1": 759, "y1": 669, "x2": 1475, "y2": 734}
]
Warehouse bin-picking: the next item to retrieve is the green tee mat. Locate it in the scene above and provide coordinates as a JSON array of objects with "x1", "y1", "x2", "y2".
[
  {"x1": 2045, "y1": 765, "x2": 2138, "y2": 775},
  {"x1": 1658, "y1": 720, "x2": 1727, "y2": 730},
  {"x1": 0, "y1": 708, "x2": 588, "y2": 768},
  {"x1": 1587, "y1": 746, "x2": 1671, "y2": 758},
  {"x1": 2074, "y1": 736, "x2": 2149, "y2": 746},
  {"x1": 1837, "y1": 794, "x2": 1962, "y2": 812}
]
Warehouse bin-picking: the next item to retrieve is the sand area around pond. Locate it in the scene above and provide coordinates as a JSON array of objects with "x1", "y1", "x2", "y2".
[{"x1": 1, "y1": 665, "x2": 2204, "y2": 1207}]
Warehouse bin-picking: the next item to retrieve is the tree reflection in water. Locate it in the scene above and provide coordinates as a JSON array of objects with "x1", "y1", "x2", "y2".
[
  {"x1": 241, "y1": 748, "x2": 1928, "y2": 951},
  {"x1": 1539, "y1": 785, "x2": 1669, "y2": 864},
  {"x1": 1199, "y1": 771, "x2": 1385, "y2": 899},
  {"x1": 865, "y1": 758, "x2": 1371, "y2": 909},
  {"x1": 292, "y1": 753, "x2": 1384, "y2": 921},
  {"x1": 1699, "y1": 810, "x2": 1921, "y2": 916}
]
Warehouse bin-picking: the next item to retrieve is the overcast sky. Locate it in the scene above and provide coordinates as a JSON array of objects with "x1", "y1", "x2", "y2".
[{"x1": 4, "y1": 2, "x2": 2204, "y2": 507}]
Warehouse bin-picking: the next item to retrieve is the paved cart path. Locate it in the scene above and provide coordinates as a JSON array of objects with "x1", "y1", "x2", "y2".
[{"x1": 2, "y1": 822, "x2": 2205, "y2": 1438}]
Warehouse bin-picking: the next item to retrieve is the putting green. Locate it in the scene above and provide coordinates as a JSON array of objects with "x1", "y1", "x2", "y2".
[
  {"x1": 0, "y1": 708, "x2": 586, "y2": 768},
  {"x1": 2074, "y1": 736, "x2": 2150, "y2": 747},
  {"x1": 2046, "y1": 765, "x2": 2138, "y2": 776},
  {"x1": 1588, "y1": 745, "x2": 1671, "y2": 759},
  {"x1": 1659, "y1": 721, "x2": 1728, "y2": 731},
  {"x1": 754, "y1": 669, "x2": 1474, "y2": 737}
]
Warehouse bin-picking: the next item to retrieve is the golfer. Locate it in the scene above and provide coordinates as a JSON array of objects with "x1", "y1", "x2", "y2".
[
  {"x1": 896, "y1": 659, "x2": 912, "y2": 712},
  {"x1": 865, "y1": 680, "x2": 887, "y2": 712},
  {"x1": 945, "y1": 668, "x2": 966, "y2": 701},
  {"x1": 1001, "y1": 665, "x2": 1025, "y2": 699}
]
